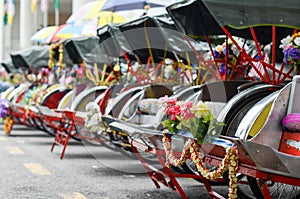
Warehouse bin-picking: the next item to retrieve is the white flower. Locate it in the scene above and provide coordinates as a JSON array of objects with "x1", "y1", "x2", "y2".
[
  {"x1": 294, "y1": 37, "x2": 300, "y2": 46},
  {"x1": 280, "y1": 35, "x2": 292, "y2": 49}
]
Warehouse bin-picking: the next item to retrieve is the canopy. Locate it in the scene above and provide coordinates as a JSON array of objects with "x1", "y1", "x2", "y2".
[
  {"x1": 83, "y1": 45, "x2": 112, "y2": 65},
  {"x1": 97, "y1": 24, "x2": 132, "y2": 58},
  {"x1": 167, "y1": 0, "x2": 298, "y2": 45},
  {"x1": 10, "y1": 45, "x2": 51, "y2": 70},
  {"x1": 63, "y1": 36, "x2": 99, "y2": 64},
  {"x1": 202, "y1": 0, "x2": 300, "y2": 29},
  {"x1": 64, "y1": 36, "x2": 110, "y2": 65},
  {"x1": 1, "y1": 59, "x2": 15, "y2": 73},
  {"x1": 119, "y1": 14, "x2": 208, "y2": 64}
]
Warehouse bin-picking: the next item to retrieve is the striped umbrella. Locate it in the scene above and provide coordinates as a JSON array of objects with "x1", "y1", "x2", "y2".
[
  {"x1": 100, "y1": 0, "x2": 166, "y2": 12},
  {"x1": 49, "y1": 23, "x2": 97, "y2": 43},
  {"x1": 31, "y1": 26, "x2": 59, "y2": 44}
]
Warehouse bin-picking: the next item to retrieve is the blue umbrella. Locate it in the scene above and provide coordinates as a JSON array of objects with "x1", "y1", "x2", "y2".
[{"x1": 100, "y1": 0, "x2": 166, "y2": 12}]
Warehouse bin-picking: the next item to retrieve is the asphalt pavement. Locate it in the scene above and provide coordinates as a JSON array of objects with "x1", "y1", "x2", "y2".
[{"x1": 0, "y1": 124, "x2": 228, "y2": 199}]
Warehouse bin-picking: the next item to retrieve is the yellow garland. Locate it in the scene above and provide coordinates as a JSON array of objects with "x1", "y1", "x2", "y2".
[
  {"x1": 57, "y1": 42, "x2": 64, "y2": 68},
  {"x1": 162, "y1": 133, "x2": 239, "y2": 199},
  {"x1": 292, "y1": 32, "x2": 300, "y2": 40},
  {"x1": 3, "y1": 116, "x2": 14, "y2": 135},
  {"x1": 48, "y1": 44, "x2": 56, "y2": 69},
  {"x1": 48, "y1": 42, "x2": 64, "y2": 69}
]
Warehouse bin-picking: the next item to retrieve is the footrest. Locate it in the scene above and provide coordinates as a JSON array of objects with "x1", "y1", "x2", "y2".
[{"x1": 51, "y1": 130, "x2": 70, "y2": 159}]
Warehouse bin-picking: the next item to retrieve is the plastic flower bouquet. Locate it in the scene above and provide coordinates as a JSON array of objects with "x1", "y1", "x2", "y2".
[
  {"x1": 159, "y1": 96, "x2": 223, "y2": 144},
  {"x1": 280, "y1": 32, "x2": 300, "y2": 72}
]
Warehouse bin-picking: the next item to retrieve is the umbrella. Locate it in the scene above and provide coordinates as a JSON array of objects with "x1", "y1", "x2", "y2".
[
  {"x1": 31, "y1": 26, "x2": 59, "y2": 44},
  {"x1": 66, "y1": 0, "x2": 107, "y2": 25},
  {"x1": 98, "y1": 10, "x2": 142, "y2": 26},
  {"x1": 97, "y1": 0, "x2": 179, "y2": 27},
  {"x1": 49, "y1": 23, "x2": 97, "y2": 43},
  {"x1": 100, "y1": 0, "x2": 167, "y2": 12}
]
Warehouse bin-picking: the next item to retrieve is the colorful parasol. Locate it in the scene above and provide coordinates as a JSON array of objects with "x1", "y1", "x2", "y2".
[
  {"x1": 49, "y1": 23, "x2": 97, "y2": 43},
  {"x1": 66, "y1": 0, "x2": 107, "y2": 25},
  {"x1": 97, "y1": 0, "x2": 181, "y2": 26},
  {"x1": 98, "y1": 10, "x2": 144, "y2": 26},
  {"x1": 30, "y1": 26, "x2": 59, "y2": 44},
  {"x1": 100, "y1": 0, "x2": 166, "y2": 12}
]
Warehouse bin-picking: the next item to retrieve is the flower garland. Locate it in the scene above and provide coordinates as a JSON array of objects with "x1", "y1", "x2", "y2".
[
  {"x1": 162, "y1": 133, "x2": 239, "y2": 199},
  {"x1": 3, "y1": 116, "x2": 14, "y2": 135},
  {"x1": 48, "y1": 42, "x2": 64, "y2": 69}
]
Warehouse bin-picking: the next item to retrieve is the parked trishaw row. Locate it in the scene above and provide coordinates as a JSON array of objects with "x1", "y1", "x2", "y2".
[{"x1": 1, "y1": 0, "x2": 300, "y2": 198}]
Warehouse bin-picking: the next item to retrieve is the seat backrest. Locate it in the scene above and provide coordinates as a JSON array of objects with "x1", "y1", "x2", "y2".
[
  {"x1": 144, "y1": 84, "x2": 173, "y2": 99},
  {"x1": 200, "y1": 80, "x2": 250, "y2": 102}
]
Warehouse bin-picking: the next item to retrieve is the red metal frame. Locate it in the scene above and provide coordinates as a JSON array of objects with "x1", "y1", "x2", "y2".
[
  {"x1": 221, "y1": 26, "x2": 294, "y2": 84},
  {"x1": 184, "y1": 25, "x2": 296, "y2": 84},
  {"x1": 129, "y1": 134, "x2": 300, "y2": 199},
  {"x1": 130, "y1": 137, "x2": 227, "y2": 199},
  {"x1": 49, "y1": 109, "x2": 110, "y2": 159}
]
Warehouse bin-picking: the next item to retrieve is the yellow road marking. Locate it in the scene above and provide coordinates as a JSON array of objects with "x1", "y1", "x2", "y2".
[
  {"x1": 23, "y1": 163, "x2": 52, "y2": 175},
  {"x1": 0, "y1": 137, "x2": 8, "y2": 141},
  {"x1": 6, "y1": 147, "x2": 24, "y2": 154},
  {"x1": 58, "y1": 192, "x2": 88, "y2": 199}
]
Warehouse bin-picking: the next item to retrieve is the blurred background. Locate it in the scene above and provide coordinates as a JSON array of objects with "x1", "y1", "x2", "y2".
[{"x1": 0, "y1": 0, "x2": 176, "y2": 61}]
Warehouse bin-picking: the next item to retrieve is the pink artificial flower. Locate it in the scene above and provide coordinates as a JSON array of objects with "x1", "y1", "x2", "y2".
[
  {"x1": 166, "y1": 98, "x2": 178, "y2": 106},
  {"x1": 159, "y1": 96, "x2": 178, "y2": 108},
  {"x1": 180, "y1": 101, "x2": 194, "y2": 120},
  {"x1": 159, "y1": 95, "x2": 169, "y2": 105},
  {"x1": 76, "y1": 67, "x2": 84, "y2": 78},
  {"x1": 166, "y1": 105, "x2": 181, "y2": 120}
]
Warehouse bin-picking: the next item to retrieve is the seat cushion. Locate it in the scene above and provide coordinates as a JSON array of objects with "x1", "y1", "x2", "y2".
[{"x1": 139, "y1": 98, "x2": 162, "y2": 115}]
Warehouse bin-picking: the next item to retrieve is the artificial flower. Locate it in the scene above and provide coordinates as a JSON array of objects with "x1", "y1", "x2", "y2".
[
  {"x1": 279, "y1": 35, "x2": 292, "y2": 49},
  {"x1": 191, "y1": 100, "x2": 212, "y2": 120},
  {"x1": 159, "y1": 96, "x2": 222, "y2": 143}
]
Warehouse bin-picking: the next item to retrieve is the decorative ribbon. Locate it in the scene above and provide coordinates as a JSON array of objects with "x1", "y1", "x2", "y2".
[{"x1": 162, "y1": 133, "x2": 239, "y2": 199}]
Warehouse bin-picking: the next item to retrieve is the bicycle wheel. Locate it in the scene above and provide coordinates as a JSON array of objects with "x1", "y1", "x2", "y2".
[{"x1": 247, "y1": 176, "x2": 300, "y2": 199}]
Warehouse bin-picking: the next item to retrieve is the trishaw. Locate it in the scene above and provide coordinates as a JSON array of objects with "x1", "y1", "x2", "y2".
[{"x1": 103, "y1": 0, "x2": 300, "y2": 198}]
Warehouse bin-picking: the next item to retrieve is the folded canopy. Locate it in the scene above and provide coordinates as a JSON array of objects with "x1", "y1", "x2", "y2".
[
  {"x1": 63, "y1": 36, "x2": 100, "y2": 64},
  {"x1": 202, "y1": 0, "x2": 300, "y2": 29},
  {"x1": 119, "y1": 14, "x2": 209, "y2": 64},
  {"x1": 167, "y1": 0, "x2": 300, "y2": 44},
  {"x1": 10, "y1": 45, "x2": 50, "y2": 70}
]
